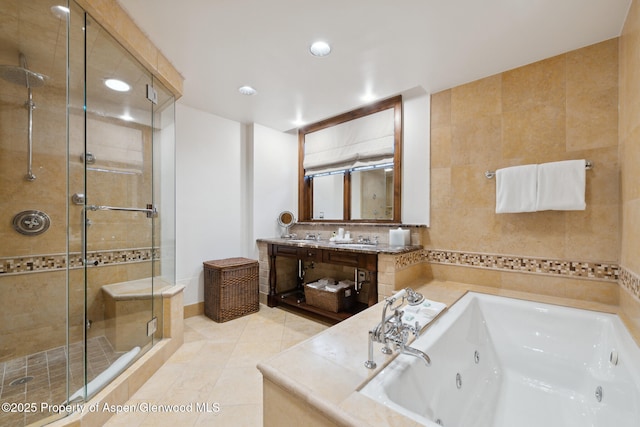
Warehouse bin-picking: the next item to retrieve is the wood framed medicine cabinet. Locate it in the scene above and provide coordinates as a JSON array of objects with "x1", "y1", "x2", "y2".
[{"x1": 298, "y1": 95, "x2": 403, "y2": 222}]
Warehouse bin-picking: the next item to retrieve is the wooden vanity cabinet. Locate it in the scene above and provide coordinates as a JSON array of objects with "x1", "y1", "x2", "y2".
[{"x1": 267, "y1": 243, "x2": 378, "y2": 322}]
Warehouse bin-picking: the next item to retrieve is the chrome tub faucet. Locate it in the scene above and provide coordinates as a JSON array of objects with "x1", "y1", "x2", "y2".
[{"x1": 365, "y1": 288, "x2": 431, "y2": 369}]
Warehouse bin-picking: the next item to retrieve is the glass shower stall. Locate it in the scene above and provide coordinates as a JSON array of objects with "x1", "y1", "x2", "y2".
[{"x1": 0, "y1": 1, "x2": 176, "y2": 425}]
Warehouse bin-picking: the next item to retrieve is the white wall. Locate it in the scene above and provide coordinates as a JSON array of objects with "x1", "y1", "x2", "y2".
[
  {"x1": 158, "y1": 104, "x2": 176, "y2": 283},
  {"x1": 174, "y1": 93, "x2": 427, "y2": 306},
  {"x1": 402, "y1": 89, "x2": 430, "y2": 225},
  {"x1": 175, "y1": 103, "x2": 244, "y2": 305},
  {"x1": 250, "y1": 123, "x2": 297, "y2": 259}
]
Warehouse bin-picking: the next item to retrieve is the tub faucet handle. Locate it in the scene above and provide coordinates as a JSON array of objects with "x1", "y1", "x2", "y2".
[{"x1": 407, "y1": 321, "x2": 421, "y2": 337}]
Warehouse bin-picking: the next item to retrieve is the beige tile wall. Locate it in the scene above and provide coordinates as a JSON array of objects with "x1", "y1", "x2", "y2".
[
  {"x1": 428, "y1": 39, "x2": 621, "y2": 299},
  {"x1": 619, "y1": 0, "x2": 640, "y2": 326},
  {"x1": 1, "y1": 0, "x2": 71, "y2": 361}
]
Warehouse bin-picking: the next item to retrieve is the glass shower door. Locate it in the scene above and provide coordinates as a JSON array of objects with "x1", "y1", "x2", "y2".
[{"x1": 71, "y1": 10, "x2": 158, "y2": 401}]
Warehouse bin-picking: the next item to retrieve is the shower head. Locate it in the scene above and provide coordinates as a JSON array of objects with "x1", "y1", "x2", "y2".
[
  {"x1": 0, "y1": 65, "x2": 47, "y2": 88},
  {"x1": 0, "y1": 53, "x2": 47, "y2": 88}
]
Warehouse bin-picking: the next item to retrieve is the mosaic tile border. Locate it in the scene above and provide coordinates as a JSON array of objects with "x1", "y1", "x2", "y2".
[
  {"x1": 424, "y1": 249, "x2": 619, "y2": 281},
  {"x1": 393, "y1": 248, "x2": 620, "y2": 282},
  {"x1": 393, "y1": 250, "x2": 428, "y2": 269},
  {"x1": 0, "y1": 248, "x2": 158, "y2": 275},
  {"x1": 620, "y1": 266, "x2": 640, "y2": 300}
]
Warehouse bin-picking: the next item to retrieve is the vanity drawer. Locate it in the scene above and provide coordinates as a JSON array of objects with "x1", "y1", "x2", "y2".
[
  {"x1": 322, "y1": 250, "x2": 377, "y2": 270},
  {"x1": 298, "y1": 247, "x2": 321, "y2": 262},
  {"x1": 272, "y1": 244, "x2": 299, "y2": 258},
  {"x1": 322, "y1": 250, "x2": 360, "y2": 267}
]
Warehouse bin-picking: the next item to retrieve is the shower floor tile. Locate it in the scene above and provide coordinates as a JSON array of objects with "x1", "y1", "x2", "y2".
[{"x1": 0, "y1": 336, "x2": 125, "y2": 427}]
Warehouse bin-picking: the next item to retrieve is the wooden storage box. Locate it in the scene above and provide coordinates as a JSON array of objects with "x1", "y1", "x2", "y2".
[
  {"x1": 304, "y1": 284, "x2": 355, "y2": 313},
  {"x1": 203, "y1": 257, "x2": 259, "y2": 322}
]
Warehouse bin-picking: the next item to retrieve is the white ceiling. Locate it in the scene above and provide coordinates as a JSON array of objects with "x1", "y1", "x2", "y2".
[{"x1": 117, "y1": 0, "x2": 631, "y2": 133}]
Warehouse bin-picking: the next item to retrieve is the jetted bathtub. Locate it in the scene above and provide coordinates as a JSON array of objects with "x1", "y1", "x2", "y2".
[{"x1": 359, "y1": 292, "x2": 640, "y2": 427}]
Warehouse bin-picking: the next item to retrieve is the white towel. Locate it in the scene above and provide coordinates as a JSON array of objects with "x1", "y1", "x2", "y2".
[
  {"x1": 495, "y1": 164, "x2": 538, "y2": 213},
  {"x1": 536, "y1": 160, "x2": 586, "y2": 211},
  {"x1": 337, "y1": 280, "x2": 355, "y2": 289},
  {"x1": 306, "y1": 281, "x2": 326, "y2": 290}
]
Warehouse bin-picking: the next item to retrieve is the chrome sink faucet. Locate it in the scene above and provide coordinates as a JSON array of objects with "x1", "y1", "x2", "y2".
[
  {"x1": 365, "y1": 288, "x2": 431, "y2": 369},
  {"x1": 356, "y1": 235, "x2": 379, "y2": 245}
]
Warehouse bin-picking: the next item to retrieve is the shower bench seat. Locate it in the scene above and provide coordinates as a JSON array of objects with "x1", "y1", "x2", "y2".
[{"x1": 101, "y1": 278, "x2": 171, "y2": 351}]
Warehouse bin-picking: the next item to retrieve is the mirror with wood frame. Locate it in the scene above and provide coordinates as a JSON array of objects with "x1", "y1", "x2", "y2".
[{"x1": 298, "y1": 95, "x2": 402, "y2": 222}]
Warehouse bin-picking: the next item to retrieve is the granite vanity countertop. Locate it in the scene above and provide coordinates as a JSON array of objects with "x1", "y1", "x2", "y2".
[
  {"x1": 257, "y1": 237, "x2": 422, "y2": 254},
  {"x1": 257, "y1": 280, "x2": 632, "y2": 427}
]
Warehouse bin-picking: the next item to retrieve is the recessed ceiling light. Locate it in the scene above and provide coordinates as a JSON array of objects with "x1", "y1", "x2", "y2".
[
  {"x1": 238, "y1": 85, "x2": 257, "y2": 96},
  {"x1": 120, "y1": 113, "x2": 134, "y2": 122},
  {"x1": 361, "y1": 92, "x2": 377, "y2": 102},
  {"x1": 309, "y1": 41, "x2": 331, "y2": 57},
  {"x1": 104, "y1": 78, "x2": 130, "y2": 92},
  {"x1": 51, "y1": 5, "x2": 70, "y2": 19}
]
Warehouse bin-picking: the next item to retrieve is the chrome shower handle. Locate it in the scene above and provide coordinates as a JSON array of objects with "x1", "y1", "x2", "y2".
[{"x1": 86, "y1": 204, "x2": 158, "y2": 218}]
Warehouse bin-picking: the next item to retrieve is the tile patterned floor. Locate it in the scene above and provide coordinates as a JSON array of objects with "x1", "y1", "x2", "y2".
[
  {"x1": 0, "y1": 336, "x2": 123, "y2": 427},
  {"x1": 104, "y1": 305, "x2": 330, "y2": 427}
]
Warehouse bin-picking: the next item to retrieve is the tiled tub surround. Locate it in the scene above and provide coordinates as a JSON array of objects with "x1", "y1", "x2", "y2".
[{"x1": 258, "y1": 281, "x2": 640, "y2": 427}]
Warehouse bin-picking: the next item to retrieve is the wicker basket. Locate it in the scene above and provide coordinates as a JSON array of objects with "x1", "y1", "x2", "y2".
[
  {"x1": 203, "y1": 257, "x2": 259, "y2": 322},
  {"x1": 304, "y1": 284, "x2": 355, "y2": 313}
]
